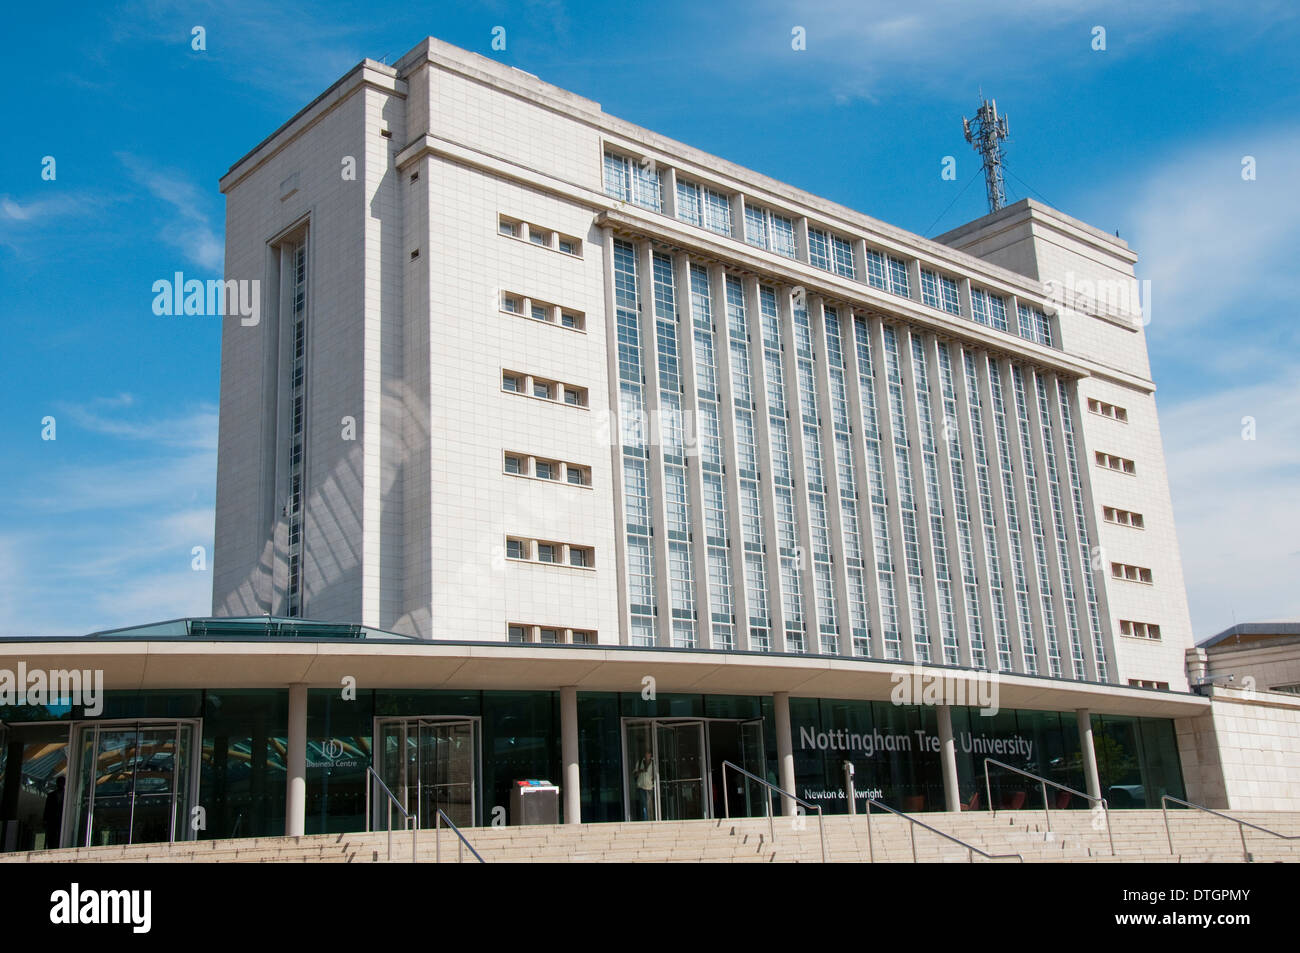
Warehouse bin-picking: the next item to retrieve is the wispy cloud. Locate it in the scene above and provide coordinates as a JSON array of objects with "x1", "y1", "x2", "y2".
[
  {"x1": 0, "y1": 192, "x2": 114, "y2": 258},
  {"x1": 1130, "y1": 125, "x2": 1300, "y2": 342},
  {"x1": 57, "y1": 394, "x2": 218, "y2": 451},
  {"x1": 117, "y1": 152, "x2": 224, "y2": 270},
  {"x1": 0, "y1": 398, "x2": 216, "y2": 636},
  {"x1": 732, "y1": 0, "x2": 1253, "y2": 101},
  {"x1": 108, "y1": 0, "x2": 373, "y2": 101},
  {"x1": 1161, "y1": 378, "x2": 1300, "y2": 637},
  {"x1": 1107, "y1": 121, "x2": 1300, "y2": 637}
]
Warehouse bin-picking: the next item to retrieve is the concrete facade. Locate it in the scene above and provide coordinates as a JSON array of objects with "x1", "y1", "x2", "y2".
[
  {"x1": 1177, "y1": 626, "x2": 1300, "y2": 809},
  {"x1": 211, "y1": 36, "x2": 1195, "y2": 697}
]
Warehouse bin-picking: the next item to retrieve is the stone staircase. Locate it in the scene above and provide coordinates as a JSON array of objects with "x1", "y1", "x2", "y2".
[{"x1": 5, "y1": 809, "x2": 1300, "y2": 863}]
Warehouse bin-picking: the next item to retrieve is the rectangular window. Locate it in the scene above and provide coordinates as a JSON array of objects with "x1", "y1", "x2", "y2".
[
  {"x1": 504, "y1": 454, "x2": 523, "y2": 475},
  {"x1": 887, "y1": 256, "x2": 909, "y2": 296},
  {"x1": 1087, "y1": 397, "x2": 1129, "y2": 422},
  {"x1": 506, "y1": 539, "x2": 526, "y2": 560},
  {"x1": 808, "y1": 227, "x2": 831, "y2": 271},
  {"x1": 603, "y1": 151, "x2": 662, "y2": 211},
  {"x1": 921, "y1": 269, "x2": 961, "y2": 315},
  {"x1": 501, "y1": 294, "x2": 522, "y2": 314},
  {"x1": 571, "y1": 630, "x2": 592, "y2": 644},
  {"x1": 563, "y1": 385, "x2": 588, "y2": 407},
  {"x1": 1095, "y1": 451, "x2": 1136, "y2": 474},
  {"x1": 529, "y1": 227, "x2": 550, "y2": 246},
  {"x1": 1104, "y1": 505, "x2": 1145, "y2": 528},
  {"x1": 1119, "y1": 619, "x2": 1162, "y2": 640},
  {"x1": 1112, "y1": 562, "x2": 1154, "y2": 584},
  {"x1": 569, "y1": 547, "x2": 591, "y2": 568},
  {"x1": 499, "y1": 217, "x2": 520, "y2": 238},
  {"x1": 744, "y1": 203, "x2": 796, "y2": 258},
  {"x1": 971, "y1": 288, "x2": 1009, "y2": 332},
  {"x1": 502, "y1": 372, "x2": 522, "y2": 393},
  {"x1": 508, "y1": 624, "x2": 528, "y2": 643},
  {"x1": 810, "y1": 228, "x2": 854, "y2": 277},
  {"x1": 531, "y1": 303, "x2": 550, "y2": 323},
  {"x1": 533, "y1": 380, "x2": 553, "y2": 400},
  {"x1": 558, "y1": 237, "x2": 578, "y2": 256},
  {"x1": 537, "y1": 543, "x2": 556, "y2": 563},
  {"x1": 833, "y1": 236, "x2": 856, "y2": 279},
  {"x1": 865, "y1": 249, "x2": 887, "y2": 289},
  {"x1": 539, "y1": 627, "x2": 559, "y2": 644},
  {"x1": 535, "y1": 460, "x2": 554, "y2": 480},
  {"x1": 567, "y1": 466, "x2": 588, "y2": 486},
  {"x1": 677, "y1": 179, "x2": 732, "y2": 236},
  {"x1": 561, "y1": 311, "x2": 583, "y2": 330}
]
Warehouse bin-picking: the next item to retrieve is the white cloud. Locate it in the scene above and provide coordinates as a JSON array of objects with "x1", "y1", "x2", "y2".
[
  {"x1": 1097, "y1": 122, "x2": 1300, "y2": 637},
  {"x1": 1160, "y1": 379, "x2": 1300, "y2": 638},
  {"x1": 735, "y1": 0, "x2": 1242, "y2": 99},
  {"x1": 117, "y1": 153, "x2": 224, "y2": 270},
  {"x1": 0, "y1": 400, "x2": 217, "y2": 636},
  {"x1": 1129, "y1": 126, "x2": 1300, "y2": 342},
  {"x1": 58, "y1": 397, "x2": 218, "y2": 451}
]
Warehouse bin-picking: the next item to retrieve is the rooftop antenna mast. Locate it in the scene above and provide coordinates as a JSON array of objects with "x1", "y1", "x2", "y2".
[{"x1": 963, "y1": 95, "x2": 1010, "y2": 213}]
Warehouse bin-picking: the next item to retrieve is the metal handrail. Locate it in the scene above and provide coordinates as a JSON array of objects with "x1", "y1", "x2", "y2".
[
  {"x1": 864, "y1": 796, "x2": 1022, "y2": 863},
  {"x1": 983, "y1": 757, "x2": 1114, "y2": 856},
  {"x1": 720, "y1": 760, "x2": 827, "y2": 862},
  {"x1": 1161, "y1": 795, "x2": 1300, "y2": 863},
  {"x1": 434, "y1": 808, "x2": 486, "y2": 864},
  {"x1": 365, "y1": 766, "x2": 418, "y2": 863}
]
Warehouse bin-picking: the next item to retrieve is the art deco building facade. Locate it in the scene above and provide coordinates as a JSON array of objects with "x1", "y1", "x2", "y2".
[
  {"x1": 0, "y1": 38, "x2": 1224, "y2": 853},
  {"x1": 213, "y1": 37, "x2": 1191, "y2": 693}
]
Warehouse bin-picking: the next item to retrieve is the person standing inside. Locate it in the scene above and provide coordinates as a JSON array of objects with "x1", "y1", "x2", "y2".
[
  {"x1": 633, "y1": 751, "x2": 656, "y2": 821},
  {"x1": 43, "y1": 777, "x2": 65, "y2": 850}
]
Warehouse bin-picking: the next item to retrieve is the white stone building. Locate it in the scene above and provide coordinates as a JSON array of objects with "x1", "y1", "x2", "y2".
[{"x1": 212, "y1": 37, "x2": 1194, "y2": 698}]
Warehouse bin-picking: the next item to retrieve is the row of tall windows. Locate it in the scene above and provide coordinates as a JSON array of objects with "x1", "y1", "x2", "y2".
[{"x1": 606, "y1": 240, "x2": 1108, "y2": 679}]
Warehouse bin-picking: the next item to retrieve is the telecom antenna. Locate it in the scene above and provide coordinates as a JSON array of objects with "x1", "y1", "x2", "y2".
[{"x1": 963, "y1": 96, "x2": 1010, "y2": 213}]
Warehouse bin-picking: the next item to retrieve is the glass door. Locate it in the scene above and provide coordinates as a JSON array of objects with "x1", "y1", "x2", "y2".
[
  {"x1": 68, "y1": 721, "x2": 197, "y2": 848},
  {"x1": 624, "y1": 719, "x2": 657, "y2": 821},
  {"x1": 738, "y1": 718, "x2": 769, "y2": 817},
  {"x1": 655, "y1": 720, "x2": 706, "y2": 821},
  {"x1": 417, "y1": 719, "x2": 476, "y2": 828},
  {"x1": 375, "y1": 717, "x2": 480, "y2": 830}
]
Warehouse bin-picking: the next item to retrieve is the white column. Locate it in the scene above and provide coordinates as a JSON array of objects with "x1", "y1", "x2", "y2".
[
  {"x1": 561, "y1": 686, "x2": 581, "y2": 824},
  {"x1": 937, "y1": 705, "x2": 961, "y2": 812},
  {"x1": 599, "y1": 227, "x2": 632, "y2": 646},
  {"x1": 285, "y1": 683, "x2": 308, "y2": 837},
  {"x1": 1077, "y1": 708, "x2": 1102, "y2": 800},
  {"x1": 774, "y1": 692, "x2": 797, "y2": 816}
]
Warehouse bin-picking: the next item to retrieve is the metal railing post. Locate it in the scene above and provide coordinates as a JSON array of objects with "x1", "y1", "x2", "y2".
[
  {"x1": 366, "y1": 766, "x2": 418, "y2": 863},
  {"x1": 720, "y1": 761, "x2": 827, "y2": 862},
  {"x1": 862, "y1": 796, "x2": 1023, "y2": 863},
  {"x1": 865, "y1": 798, "x2": 875, "y2": 863},
  {"x1": 983, "y1": 757, "x2": 1111, "y2": 855},
  {"x1": 1161, "y1": 794, "x2": 1296, "y2": 863},
  {"x1": 1163, "y1": 798, "x2": 1173, "y2": 855},
  {"x1": 766, "y1": 785, "x2": 774, "y2": 845}
]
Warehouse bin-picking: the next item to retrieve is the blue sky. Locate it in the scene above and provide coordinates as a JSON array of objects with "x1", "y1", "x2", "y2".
[{"x1": 1, "y1": 0, "x2": 1297, "y2": 638}]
